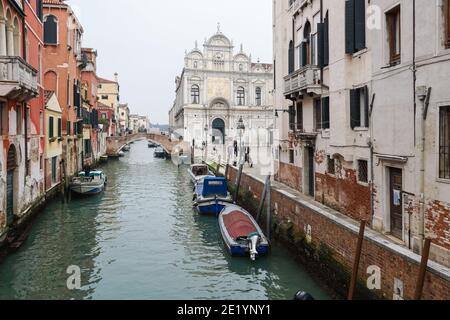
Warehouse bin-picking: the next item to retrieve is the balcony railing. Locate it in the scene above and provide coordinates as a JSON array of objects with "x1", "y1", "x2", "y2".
[
  {"x1": 0, "y1": 56, "x2": 38, "y2": 101},
  {"x1": 284, "y1": 65, "x2": 321, "y2": 96}
]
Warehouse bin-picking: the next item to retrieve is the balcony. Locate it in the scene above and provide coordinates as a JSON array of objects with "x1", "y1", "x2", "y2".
[
  {"x1": 284, "y1": 65, "x2": 321, "y2": 97},
  {"x1": 0, "y1": 56, "x2": 38, "y2": 102}
]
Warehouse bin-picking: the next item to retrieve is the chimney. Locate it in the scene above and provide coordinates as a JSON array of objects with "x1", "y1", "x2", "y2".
[{"x1": 114, "y1": 72, "x2": 119, "y2": 83}]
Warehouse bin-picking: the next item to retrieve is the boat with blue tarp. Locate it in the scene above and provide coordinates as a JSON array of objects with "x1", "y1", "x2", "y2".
[{"x1": 193, "y1": 176, "x2": 233, "y2": 216}]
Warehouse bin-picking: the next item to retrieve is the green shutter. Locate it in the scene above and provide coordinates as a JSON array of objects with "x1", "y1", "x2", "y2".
[
  {"x1": 345, "y1": 0, "x2": 356, "y2": 54},
  {"x1": 317, "y1": 23, "x2": 325, "y2": 68},
  {"x1": 49, "y1": 116, "x2": 54, "y2": 138},
  {"x1": 355, "y1": 0, "x2": 366, "y2": 51},
  {"x1": 350, "y1": 89, "x2": 361, "y2": 129}
]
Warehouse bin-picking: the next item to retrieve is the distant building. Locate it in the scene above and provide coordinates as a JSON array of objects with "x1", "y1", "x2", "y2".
[
  {"x1": 118, "y1": 103, "x2": 130, "y2": 134},
  {"x1": 169, "y1": 28, "x2": 274, "y2": 152},
  {"x1": 97, "y1": 74, "x2": 120, "y2": 134}
]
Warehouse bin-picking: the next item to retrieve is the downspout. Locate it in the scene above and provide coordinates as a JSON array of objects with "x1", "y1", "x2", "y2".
[
  {"x1": 22, "y1": 1, "x2": 29, "y2": 177},
  {"x1": 413, "y1": 0, "x2": 425, "y2": 249}
]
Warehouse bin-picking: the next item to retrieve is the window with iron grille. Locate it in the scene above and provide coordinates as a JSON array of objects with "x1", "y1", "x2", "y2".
[
  {"x1": 358, "y1": 160, "x2": 368, "y2": 183},
  {"x1": 439, "y1": 106, "x2": 450, "y2": 179},
  {"x1": 191, "y1": 85, "x2": 200, "y2": 104},
  {"x1": 327, "y1": 156, "x2": 335, "y2": 175}
]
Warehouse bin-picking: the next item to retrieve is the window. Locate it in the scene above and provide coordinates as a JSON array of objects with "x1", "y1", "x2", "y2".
[
  {"x1": 101, "y1": 113, "x2": 107, "y2": 119},
  {"x1": 51, "y1": 157, "x2": 57, "y2": 184},
  {"x1": 439, "y1": 106, "x2": 450, "y2": 179},
  {"x1": 296, "y1": 101, "x2": 303, "y2": 131},
  {"x1": 345, "y1": 0, "x2": 366, "y2": 54},
  {"x1": 288, "y1": 41, "x2": 294, "y2": 74},
  {"x1": 289, "y1": 105, "x2": 295, "y2": 131},
  {"x1": 322, "y1": 97, "x2": 330, "y2": 129},
  {"x1": 358, "y1": 160, "x2": 369, "y2": 183},
  {"x1": 446, "y1": 0, "x2": 450, "y2": 46},
  {"x1": 57, "y1": 118, "x2": 62, "y2": 138},
  {"x1": 387, "y1": 5, "x2": 401, "y2": 64},
  {"x1": 16, "y1": 106, "x2": 22, "y2": 135},
  {"x1": 191, "y1": 85, "x2": 200, "y2": 104},
  {"x1": 36, "y1": 0, "x2": 43, "y2": 21},
  {"x1": 314, "y1": 99, "x2": 322, "y2": 130},
  {"x1": 350, "y1": 86, "x2": 369, "y2": 129},
  {"x1": 317, "y1": 12, "x2": 329, "y2": 67},
  {"x1": 289, "y1": 150, "x2": 295, "y2": 164},
  {"x1": 101, "y1": 95, "x2": 108, "y2": 100},
  {"x1": 44, "y1": 15, "x2": 58, "y2": 45},
  {"x1": 49, "y1": 116, "x2": 54, "y2": 139},
  {"x1": 237, "y1": 87, "x2": 245, "y2": 106},
  {"x1": 255, "y1": 87, "x2": 262, "y2": 106},
  {"x1": 67, "y1": 121, "x2": 71, "y2": 136},
  {"x1": 301, "y1": 22, "x2": 312, "y2": 67},
  {"x1": 194, "y1": 61, "x2": 198, "y2": 68},
  {"x1": 327, "y1": 156, "x2": 336, "y2": 175}
]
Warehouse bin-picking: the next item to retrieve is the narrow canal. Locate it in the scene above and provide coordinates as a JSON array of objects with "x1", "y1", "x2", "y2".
[{"x1": 0, "y1": 140, "x2": 330, "y2": 300}]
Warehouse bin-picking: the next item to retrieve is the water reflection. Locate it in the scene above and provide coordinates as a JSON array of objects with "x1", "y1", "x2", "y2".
[{"x1": 0, "y1": 140, "x2": 330, "y2": 300}]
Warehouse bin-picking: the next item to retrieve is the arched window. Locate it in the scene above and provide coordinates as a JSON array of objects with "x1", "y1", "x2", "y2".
[
  {"x1": 44, "y1": 71, "x2": 58, "y2": 92},
  {"x1": 288, "y1": 40, "x2": 294, "y2": 73},
  {"x1": 301, "y1": 21, "x2": 312, "y2": 67},
  {"x1": 191, "y1": 85, "x2": 200, "y2": 104},
  {"x1": 255, "y1": 87, "x2": 262, "y2": 106},
  {"x1": 13, "y1": 17, "x2": 20, "y2": 56},
  {"x1": 237, "y1": 87, "x2": 245, "y2": 106},
  {"x1": 44, "y1": 15, "x2": 58, "y2": 45}
]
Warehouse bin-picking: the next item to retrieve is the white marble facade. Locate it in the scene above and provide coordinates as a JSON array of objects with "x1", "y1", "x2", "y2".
[{"x1": 169, "y1": 28, "x2": 274, "y2": 159}]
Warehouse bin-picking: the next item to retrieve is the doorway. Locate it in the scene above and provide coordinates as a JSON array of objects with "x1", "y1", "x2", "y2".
[
  {"x1": 389, "y1": 168, "x2": 403, "y2": 239},
  {"x1": 6, "y1": 145, "x2": 17, "y2": 227},
  {"x1": 304, "y1": 146, "x2": 315, "y2": 197},
  {"x1": 212, "y1": 118, "x2": 225, "y2": 144}
]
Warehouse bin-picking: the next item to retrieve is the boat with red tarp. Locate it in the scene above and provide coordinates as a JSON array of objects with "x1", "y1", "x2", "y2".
[{"x1": 218, "y1": 204, "x2": 269, "y2": 260}]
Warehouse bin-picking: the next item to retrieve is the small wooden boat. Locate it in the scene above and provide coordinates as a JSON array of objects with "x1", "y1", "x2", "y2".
[
  {"x1": 99, "y1": 155, "x2": 108, "y2": 163},
  {"x1": 122, "y1": 145, "x2": 130, "y2": 152},
  {"x1": 118, "y1": 151, "x2": 125, "y2": 157},
  {"x1": 188, "y1": 164, "x2": 214, "y2": 184},
  {"x1": 154, "y1": 147, "x2": 166, "y2": 158},
  {"x1": 193, "y1": 176, "x2": 233, "y2": 216},
  {"x1": 218, "y1": 204, "x2": 270, "y2": 261},
  {"x1": 148, "y1": 141, "x2": 158, "y2": 148},
  {"x1": 70, "y1": 170, "x2": 107, "y2": 196}
]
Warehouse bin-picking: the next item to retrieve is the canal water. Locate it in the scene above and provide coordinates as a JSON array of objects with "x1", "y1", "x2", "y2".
[{"x1": 0, "y1": 140, "x2": 330, "y2": 300}]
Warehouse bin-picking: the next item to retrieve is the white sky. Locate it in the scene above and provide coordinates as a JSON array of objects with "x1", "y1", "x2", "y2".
[{"x1": 68, "y1": 0, "x2": 273, "y2": 124}]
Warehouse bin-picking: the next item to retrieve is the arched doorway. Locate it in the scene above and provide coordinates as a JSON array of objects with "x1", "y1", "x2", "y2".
[
  {"x1": 212, "y1": 118, "x2": 225, "y2": 144},
  {"x1": 6, "y1": 145, "x2": 17, "y2": 226}
]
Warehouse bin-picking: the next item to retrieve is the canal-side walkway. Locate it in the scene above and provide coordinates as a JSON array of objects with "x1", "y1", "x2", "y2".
[{"x1": 221, "y1": 163, "x2": 450, "y2": 300}]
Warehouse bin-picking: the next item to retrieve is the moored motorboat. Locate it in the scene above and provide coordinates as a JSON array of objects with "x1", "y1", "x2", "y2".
[
  {"x1": 99, "y1": 155, "x2": 108, "y2": 163},
  {"x1": 118, "y1": 151, "x2": 125, "y2": 157},
  {"x1": 148, "y1": 141, "x2": 158, "y2": 148},
  {"x1": 154, "y1": 147, "x2": 166, "y2": 158},
  {"x1": 188, "y1": 164, "x2": 214, "y2": 184},
  {"x1": 218, "y1": 204, "x2": 269, "y2": 261},
  {"x1": 122, "y1": 145, "x2": 130, "y2": 152},
  {"x1": 193, "y1": 176, "x2": 233, "y2": 216},
  {"x1": 70, "y1": 170, "x2": 107, "y2": 196}
]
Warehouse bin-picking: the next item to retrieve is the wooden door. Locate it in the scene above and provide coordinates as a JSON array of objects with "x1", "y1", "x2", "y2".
[{"x1": 390, "y1": 168, "x2": 403, "y2": 239}]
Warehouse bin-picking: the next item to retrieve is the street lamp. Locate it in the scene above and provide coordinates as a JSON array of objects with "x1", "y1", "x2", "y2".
[{"x1": 237, "y1": 116, "x2": 246, "y2": 165}]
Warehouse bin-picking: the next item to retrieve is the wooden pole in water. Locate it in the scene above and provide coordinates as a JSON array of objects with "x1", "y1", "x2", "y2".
[
  {"x1": 414, "y1": 238, "x2": 432, "y2": 300},
  {"x1": 348, "y1": 220, "x2": 367, "y2": 300},
  {"x1": 257, "y1": 175, "x2": 270, "y2": 222},
  {"x1": 266, "y1": 177, "x2": 271, "y2": 240},
  {"x1": 234, "y1": 163, "x2": 244, "y2": 203}
]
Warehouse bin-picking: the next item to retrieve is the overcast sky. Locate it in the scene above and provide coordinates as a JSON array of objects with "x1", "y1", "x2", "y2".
[{"x1": 68, "y1": 0, "x2": 273, "y2": 124}]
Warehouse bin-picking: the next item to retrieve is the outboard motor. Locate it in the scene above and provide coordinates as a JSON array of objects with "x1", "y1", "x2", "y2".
[
  {"x1": 293, "y1": 291, "x2": 315, "y2": 301},
  {"x1": 248, "y1": 232, "x2": 260, "y2": 261}
]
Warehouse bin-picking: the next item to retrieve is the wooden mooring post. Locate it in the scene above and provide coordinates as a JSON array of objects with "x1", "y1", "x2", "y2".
[
  {"x1": 233, "y1": 163, "x2": 244, "y2": 203},
  {"x1": 266, "y1": 177, "x2": 272, "y2": 240},
  {"x1": 414, "y1": 238, "x2": 432, "y2": 300},
  {"x1": 348, "y1": 220, "x2": 367, "y2": 300},
  {"x1": 256, "y1": 175, "x2": 270, "y2": 222}
]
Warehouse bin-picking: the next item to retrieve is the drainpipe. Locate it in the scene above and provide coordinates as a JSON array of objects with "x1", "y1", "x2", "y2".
[
  {"x1": 21, "y1": 2, "x2": 29, "y2": 177},
  {"x1": 413, "y1": 0, "x2": 425, "y2": 249}
]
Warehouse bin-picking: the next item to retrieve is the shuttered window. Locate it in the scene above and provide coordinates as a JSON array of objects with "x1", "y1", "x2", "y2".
[
  {"x1": 345, "y1": 0, "x2": 366, "y2": 54},
  {"x1": 440, "y1": 106, "x2": 450, "y2": 179},
  {"x1": 67, "y1": 121, "x2": 71, "y2": 136},
  {"x1": 322, "y1": 97, "x2": 330, "y2": 129},
  {"x1": 44, "y1": 15, "x2": 58, "y2": 45},
  {"x1": 288, "y1": 41, "x2": 294, "y2": 74},
  {"x1": 296, "y1": 101, "x2": 303, "y2": 131},
  {"x1": 289, "y1": 105, "x2": 295, "y2": 131},
  {"x1": 447, "y1": 1, "x2": 450, "y2": 45},
  {"x1": 350, "y1": 86, "x2": 369, "y2": 129},
  {"x1": 57, "y1": 118, "x2": 62, "y2": 138},
  {"x1": 49, "y1": 116, "x2": 54, "y2": 139},
  {"x1": 314, "y1": 99, "x2": 322, "y2": 130}
]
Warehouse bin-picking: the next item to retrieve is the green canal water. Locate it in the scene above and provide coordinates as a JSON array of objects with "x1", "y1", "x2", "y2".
[{"x1": 0, "y1": 140, "x2": 330, "y2": 300}]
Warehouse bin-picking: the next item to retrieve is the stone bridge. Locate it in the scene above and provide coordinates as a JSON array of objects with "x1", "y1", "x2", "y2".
[{"x1": 106, "y1": 133, "x2": 185, "y2": 157}]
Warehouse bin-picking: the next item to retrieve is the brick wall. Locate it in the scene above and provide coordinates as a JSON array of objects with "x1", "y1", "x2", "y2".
[
  {"x1": 227, "y1": 166, "x2": 450, "y2": 300},
  {"x1": 274, "y1": 161, "x2": 302, "y2": 192},
  {"x1": 426, "y1": 200, "x2": 450, "y2": 250},
  {"x1": 315, "y1": 170, "x2": 371, "y2": 223}
]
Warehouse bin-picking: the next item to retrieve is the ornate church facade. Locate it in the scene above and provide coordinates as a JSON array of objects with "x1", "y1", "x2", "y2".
[{"x1": 169, "y1": 28, "x2": 274, "y2": 156}]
